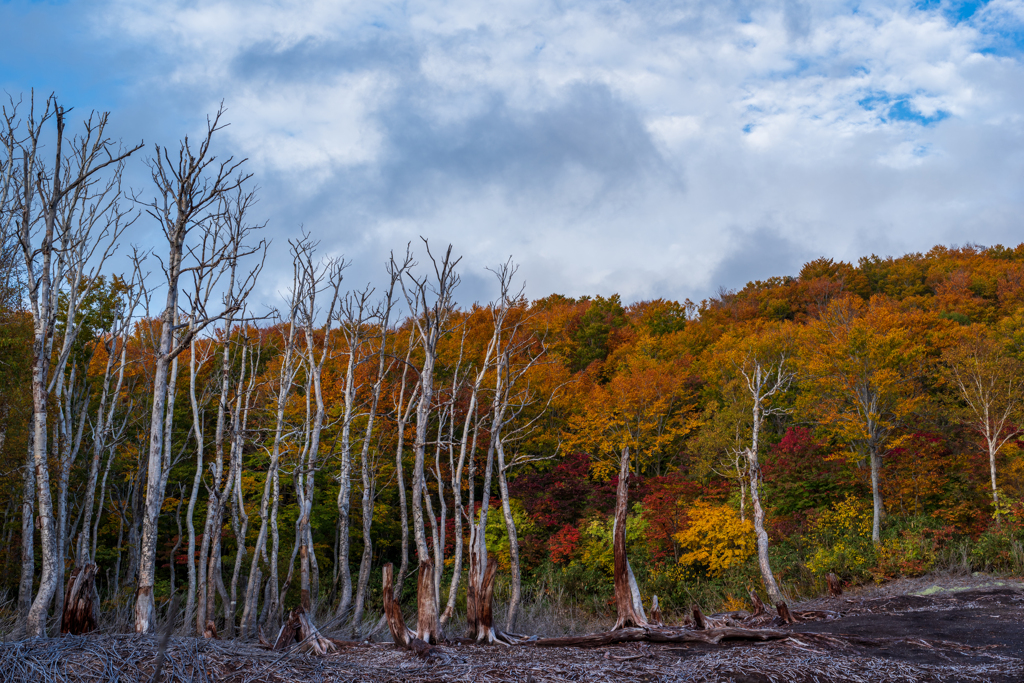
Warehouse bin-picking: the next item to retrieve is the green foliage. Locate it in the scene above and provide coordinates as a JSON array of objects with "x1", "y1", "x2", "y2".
[
  {"x1": 568, "y1": 295, "x2": 628, "y2": 372},
  {"x1": 571, "y1": 504, "x2": 649, "y2": 576},
  {"x1": 485, "y1": 499, "x2": 539, "y2": 571}
]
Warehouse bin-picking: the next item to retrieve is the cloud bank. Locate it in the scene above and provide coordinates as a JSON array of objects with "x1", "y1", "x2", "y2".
[{"x1": 3, "y1": 0, "x2": 1023, "y2": 304}]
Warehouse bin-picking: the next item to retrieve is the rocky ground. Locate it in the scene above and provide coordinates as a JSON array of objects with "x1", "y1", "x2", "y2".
[{"x1": 1, "y1": 575, "x2": 1022, "y2": 682}]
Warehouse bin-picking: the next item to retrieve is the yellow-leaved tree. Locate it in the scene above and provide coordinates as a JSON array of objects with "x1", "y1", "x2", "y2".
[{"x1": 800, "y1": 295, "x2": 927, "y2": 543}]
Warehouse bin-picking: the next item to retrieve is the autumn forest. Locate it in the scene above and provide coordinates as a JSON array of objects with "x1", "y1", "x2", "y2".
[{"x1": 2, "y1": 95, "x2": 1024, "y2": 644}]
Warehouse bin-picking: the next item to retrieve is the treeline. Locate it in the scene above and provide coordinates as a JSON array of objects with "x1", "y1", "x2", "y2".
[{"x1": 1, "y1": 93, "x2": 1023, "y2": 640}]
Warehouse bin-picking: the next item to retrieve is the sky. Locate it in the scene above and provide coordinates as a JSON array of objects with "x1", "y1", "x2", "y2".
[{"x1": 2, "y1": 0, "x2": 1023, "y2": 306}]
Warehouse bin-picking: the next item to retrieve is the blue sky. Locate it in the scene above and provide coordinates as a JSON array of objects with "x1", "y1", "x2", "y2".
[{"x1": 2, "y1": 0, "x2": 1023, "y2": 305}]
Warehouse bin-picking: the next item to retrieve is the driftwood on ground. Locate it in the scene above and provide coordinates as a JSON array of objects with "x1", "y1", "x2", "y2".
[{"x1": 533, "y1": 625, "x2": 791, "y2": 648}]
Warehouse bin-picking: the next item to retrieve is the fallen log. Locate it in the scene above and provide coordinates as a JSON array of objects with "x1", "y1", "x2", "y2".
[
  {"x1": 60, "y1": 564, "x2": 99, "y2": 635},
  {"x1": 533, "y1": 626, "x2": 791, "y2": 648}
]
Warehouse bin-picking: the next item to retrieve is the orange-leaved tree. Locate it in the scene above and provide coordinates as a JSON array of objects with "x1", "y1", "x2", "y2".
[
  {"x1": 941, "y1": 324, "x2": 1024, "y2": 521},
  {"x1": 563, "y1": 350, "x2": 697, "y2": 480},
  {"x1": 800, "y1": 295, "x2": 927, "y2": 543}
]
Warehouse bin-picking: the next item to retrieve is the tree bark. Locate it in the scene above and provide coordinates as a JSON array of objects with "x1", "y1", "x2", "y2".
[
  {"x1": 382, "y1": 563, "x2": 413, "y2": 647},
  {"x1": 15, "y1": 430, "x2": 35, "y2": 638},
  {"x1": 612, "y1": 447, "x2": 648, "y2": 630},
  {"x1": 60, "y1": 564, "x2": 98, "y2": 635}
]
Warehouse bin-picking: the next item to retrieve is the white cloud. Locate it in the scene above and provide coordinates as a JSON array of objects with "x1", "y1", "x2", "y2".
[{"x1": 94, "y1": 0, "x2": 1024, "y2": 303}]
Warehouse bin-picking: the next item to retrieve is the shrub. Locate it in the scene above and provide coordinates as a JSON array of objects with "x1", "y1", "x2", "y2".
[
  {"x1": 674, "y1": 501, "x2": 754, "y2": 578},
  {"x1": 804, "y1": 494, "x2": 874, "y2": 580}
]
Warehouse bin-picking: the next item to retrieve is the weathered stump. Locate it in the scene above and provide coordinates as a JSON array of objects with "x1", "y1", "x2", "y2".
[
  {"x1": 272, "y1": 606, "x2": 337, "y2": 655},
  {"x1": 776, "y1": 602, "x2": 798, "y2": 625},
  {"x1": 749, "y1": 589, "x2": 767, "y2": 617},
  {"x1": 415, "y1": 559, "x2": 439, "y2": 643},
  {"x1": 383, "y1": 563, "x2": 414, "y2": 647},
  {"x1": 691, "y1": 604, "x2": 707, "y2": 630},
  {"x1": 827, "y1": 572, "x2": 843, "y2": 597},
  {"x1": 650, "y1": 595, "x2": 664, "y2": 626},
  {"x1": 60, "y1": 564, "x2": 98, "y2": 635}
]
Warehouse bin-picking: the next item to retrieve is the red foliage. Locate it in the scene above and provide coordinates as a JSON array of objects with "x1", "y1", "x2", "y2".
[
  {"x1": 641, "y1": 471, "x2": 727, "y2": 561},
  {"x1": 511, "y1": 453, "x2": 616, "y2": 531},
  {"x1": 548, "y1": 525, "x2": 581, "y2": 564},
  {"x1": 763, "y1": 427, "x2": 860, "y2": 514}
]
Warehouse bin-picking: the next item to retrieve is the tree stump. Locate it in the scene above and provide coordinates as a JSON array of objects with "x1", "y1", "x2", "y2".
[
  {"x1": 272, "y1": 606, "x2": 337, "y2": 655},
  {"x1": 776, "y1": 602, "x2": 798, "y2": 625},
  {"x1": 749, "y1": 588, "x2": 767, "y2": 617},
  {"x1": 649, "y1": 595, "x2": 664, "y2": 626},
  {"x1": 383, "y1": 563, "x2": 414, "y2": 647},
  {"x1": 691, "y1": 604, "x2": 707, "y2": 630},
  {"x1": 415, "y1": 559, "x2": 439, "y2": 643},
  {"x1": 60, "y1": 564, "x2": 98, "y2": 635},
  {"x1": 827, "y1": 572, "x2": 843, "y2": 597}
]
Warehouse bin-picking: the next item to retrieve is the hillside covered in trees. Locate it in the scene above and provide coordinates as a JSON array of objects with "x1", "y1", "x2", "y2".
[{"x1": 2, "y1": 95, "x2": 1024, "y2": 642}]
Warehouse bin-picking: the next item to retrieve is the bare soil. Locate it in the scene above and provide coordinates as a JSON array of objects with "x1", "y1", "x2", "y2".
[{"x1": 1, "y1": 575, "x2": 1022, "y2": 682}]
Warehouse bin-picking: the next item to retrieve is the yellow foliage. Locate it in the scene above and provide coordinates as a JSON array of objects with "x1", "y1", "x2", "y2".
[
  {"x1": 674, "y1": 502, "x2": 754, "y2": 576},
  {"x1": 805, "y1": 495, "x2": 873, "y2": 577},
  {"x1": 722, "y1": 594, "x2": 748, "y2": 612}
]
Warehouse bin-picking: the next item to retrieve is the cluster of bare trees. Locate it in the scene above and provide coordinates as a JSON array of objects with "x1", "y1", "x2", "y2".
[{"x1": 0, "y1": 93, "x2": 554, "y2": 642}]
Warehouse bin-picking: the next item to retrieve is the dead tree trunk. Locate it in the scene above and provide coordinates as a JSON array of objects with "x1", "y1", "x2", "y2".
[
  {"x1": 135, "y1": 109, "x2": 262, "y2": 634},
  {"x1": 749, "y1": 588, "x2": 767, "y2": 617},
  {"x1": 612, "y1": 447, "x2": 648, "y2": 630},
  {"x1": 60, "y1": 563, "x2": 98, "y2": 635},
  {"x1": 397, "y1": 242, "x2": 459, "y2": 644},
  {"x1": 382, "y1": 563, "x2": 414, "y2": 647}
]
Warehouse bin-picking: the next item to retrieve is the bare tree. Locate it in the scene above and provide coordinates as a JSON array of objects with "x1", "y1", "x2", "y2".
[
  {"x1": 8, "y1": 93, "x2": 141, "y2": 636},
  {"x1": 350, "y1": 270, "x2": 401, "y2": 634},
  {"x1": 397, "y1": 240, "x2": 460, "y2": 644},
  {"x1": 943, "y1": 329, "x2": 1024, "y2": 522},
  {"x1": 134, "y1": 108, "x2": 264, "y2": 633},
  {"x1": 279, "y1": 235, "x2": 344, "y2": 623},
  {"x1": 736, "y1": 332, "x2": 793, "y2": 606},
  {"x1": 440, "y1": 325, "x2": 494, "y2": 626},
  {"x1": 239, "y1": 244, "x2": 304, "y2": 639},
  {"x1": 332, "y1": 286, "x2": 374, "y2": 621}
]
